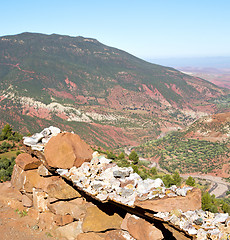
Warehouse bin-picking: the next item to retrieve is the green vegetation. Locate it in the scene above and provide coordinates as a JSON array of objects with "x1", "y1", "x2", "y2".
[
  {"x1": 15, "y1": 209, "x2": 28, "y2": 217},
  {"x1": 0, "y1": 124, "x2": 22, "y2": 182},
  {"x1": 0, "y1": 157, "x2": 16, "y2": 182},
  {"x1": 186, "y1": 176, "x2": 196, "y2": 187},
  {"x1": 0, "y1": 124, "x2": 22, "y2": 142},
  {"x1": 128, "y1": 150, "x2": 139, "y2": 165},
  {"x1": 135, "y1": 131, "x2": 229, "y2": 174},
  {"x1": 201, "y1": 191, "x2": 230, "y2": 214}
]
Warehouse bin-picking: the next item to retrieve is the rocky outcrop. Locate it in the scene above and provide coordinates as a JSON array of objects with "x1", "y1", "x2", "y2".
[{"x1": 9, "y1": 127, "x2": 230, "y2": 240}]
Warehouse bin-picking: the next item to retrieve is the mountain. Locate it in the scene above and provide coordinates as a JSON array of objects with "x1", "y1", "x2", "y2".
[
  {"x1": 0, "y1": 32, "x2": 229, "y2": 148},
  {"x1": 135, "y1": 112, "x2": 230, "y2": 177}
]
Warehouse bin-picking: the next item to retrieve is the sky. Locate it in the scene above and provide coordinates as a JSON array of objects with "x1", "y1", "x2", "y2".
[{"x1": 1, "y1": 0, "x2": 230, "y2": 60}]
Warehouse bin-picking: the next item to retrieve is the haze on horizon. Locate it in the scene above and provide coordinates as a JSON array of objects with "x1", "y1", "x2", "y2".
[{"x1": 1, "y1": 0, "x2": 230, "y2": 62}]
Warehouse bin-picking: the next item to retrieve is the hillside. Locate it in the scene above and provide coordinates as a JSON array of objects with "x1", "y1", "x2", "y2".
[
  {"x1": 0, "y1": 32, "x2": 229, "y2": 148},
  {"x1": 135, "y1": 112, "x2": 230, "y2": 177}
]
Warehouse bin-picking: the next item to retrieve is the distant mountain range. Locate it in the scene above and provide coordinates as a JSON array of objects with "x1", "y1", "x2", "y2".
[
  {"x1": 0, "y1": 32, "x2": 229, "y2": 148},
  {"x1": 148, "y1": 56, "x2": 230, "y2": 69}
]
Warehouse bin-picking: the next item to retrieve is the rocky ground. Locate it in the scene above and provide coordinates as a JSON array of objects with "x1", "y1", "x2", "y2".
[{"x1": 0, "y1": 182, "x2": 57, "y2": 240}]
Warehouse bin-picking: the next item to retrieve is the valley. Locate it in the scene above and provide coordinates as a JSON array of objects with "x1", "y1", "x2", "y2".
[{"x1": 0, "y1": 33, "x2": 229, "y2": 149}]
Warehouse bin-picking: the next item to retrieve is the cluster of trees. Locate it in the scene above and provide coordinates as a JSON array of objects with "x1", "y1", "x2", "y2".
[
  {"x1": 135, "y1": 131, "x2": 229, "y2": 174},
  {"x1": 0, "y1": 141, "x2": 14, "y2": 153},
  {"x1": 0, "y1": 157, "x2": 16, "y2": 182},
  {"x1": 0, "y1": 124, "x2": 22, "y2": 142},
  {"x1": 0, "y1": 124, "x2": 22, "y2": 181},
  {"x1": 202, "y1": 191, "x2": 230, "y2": 214}
]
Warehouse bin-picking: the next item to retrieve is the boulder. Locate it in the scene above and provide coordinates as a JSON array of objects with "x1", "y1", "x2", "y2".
[
  {"x1": 11, "y1": 164, "x2": 26, "y2": 190},
  {"x1": 126, "y1": 215, "x2": 163, "y2": 240},
  {"x1": 15, "y1": 153, "x2": 41, "y2": 170},
  {"x1": 82, "y1": 206, "x2": 123, "y2": 232},
  {"x1": 55, "y1": 221, "x2": 83, "y2": 240},
  {"x1": 11, "y1": 165, "x2": 45, "y2": 193},
  {"x1": 48, "y1": 201, "x2": 86, "y2": 220},
  {"x1": 134, "y1": 188, "x2": 201, "y2": 212},
  {"x1": 54, "y1": 214, "x2": 74, "y2": 226},
  {"x1": 44, "y1": 132, "x2": 93, "y2": 169}
]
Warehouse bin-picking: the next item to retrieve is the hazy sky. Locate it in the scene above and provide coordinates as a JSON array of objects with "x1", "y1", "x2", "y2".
[{"x1": 1, "y1": 0, "x2": 230, "y2": 59}]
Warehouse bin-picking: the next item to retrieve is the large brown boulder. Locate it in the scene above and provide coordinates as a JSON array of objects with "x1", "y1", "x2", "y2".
[
  {"x1": 44, "y1": 132, "x2": 93, "y2": 169},
  {"x1": 15, "y1": 153, "x2": 41, "y2": 170}
]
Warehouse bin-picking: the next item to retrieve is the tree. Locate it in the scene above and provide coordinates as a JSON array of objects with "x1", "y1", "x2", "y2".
[
  {"x1": 222, "y1": 203, "x2": 230, "y2": 214},
  {"x1": 163, "y1": 174, "x2": 174, "y2": 188},
  {"x1": 150, "y1": 167, "x2": 157, "y2": 175},
  {"x1": 118, "y1": 152, "x2": 125, "y2": 160},
  {"x1": 106, "y1": 151, "x2": 116, "y2": 160},
  {"x1": 172, "y1": 171, "x2": 182, "y2": 186},
  {"x1": 202, "y1": 191, "x2": 213, "y2": 211},
  {"x1": 129, "y1": 150, "x2": 139, "y2": 165},
  {"x1": 186, "y1": 176, "x2": 195, "y2": 186},
  {"x1": 0, "y1": 124, "x2": 12, "y2": 140},
  {"x1": 131, "y1": 165, "x2": 140, "y2": 174}
]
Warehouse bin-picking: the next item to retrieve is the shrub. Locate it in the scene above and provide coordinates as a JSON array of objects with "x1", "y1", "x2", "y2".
[
  {"x1": 129, "y1": 150, "x2": 139, "y2": 165},
  {"x1": 186, "y1": 176, "x2": 196, "y2": 186}
]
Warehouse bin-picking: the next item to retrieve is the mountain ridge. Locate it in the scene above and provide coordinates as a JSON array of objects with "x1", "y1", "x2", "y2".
[{"x1": 0, "y1": 32, "x2": 229, "y2": 148}]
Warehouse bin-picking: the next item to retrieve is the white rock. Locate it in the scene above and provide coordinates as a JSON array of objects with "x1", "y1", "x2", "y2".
[
  {"x1": 48, "y1": 126, "x2": 61, "y2": 136},
  {"x1": 92, "y1": 151, "x2": 100, "y2": 158},
  {"x1": 196, "y1": 229, "x2": 207, "y2": 240},
  {"x1": 57, "y1": 169, "x2": 69, "y2": 177},
  {"x1": 187, "y1": 227, "x2": 198, "y2": 235},
  {"x1": 31, "y1": 144, "x2": 44, "y2": 151},
  {"x1": 98, "y1": 156, "x2": 112, "y2": 165},
  {"x1": 40, "y1": 128, "x2": 51, "y2": 137},
  {"x1": 212, "y1": 213, "x2": 229, "y2": 224}
]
